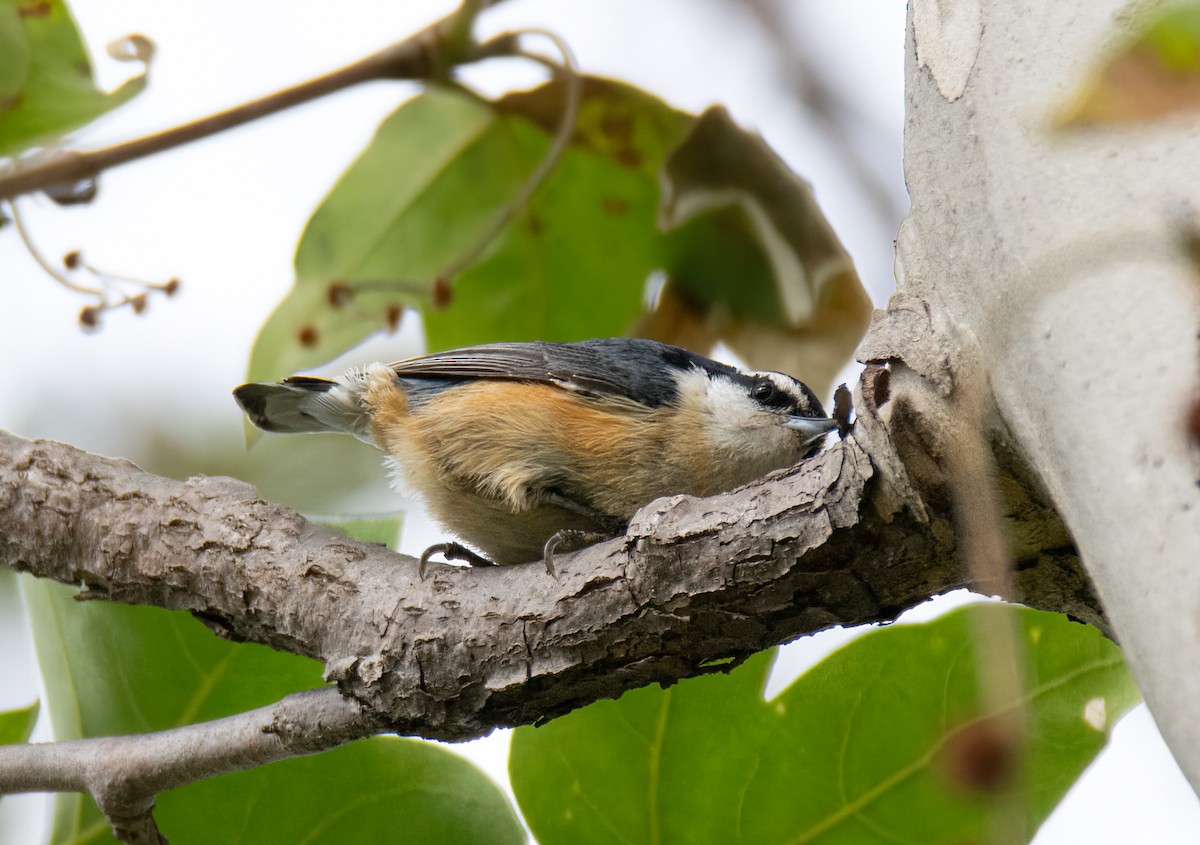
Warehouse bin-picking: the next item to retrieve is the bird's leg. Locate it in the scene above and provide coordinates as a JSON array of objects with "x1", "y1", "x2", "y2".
[
  {"x1": 418, "y1": 541, "x2": 497, "y2": 579},
  {"x1": 541, "y1": 491, "x2": 606, "y2": 522},
  {"x1": 541, "y1": 491, "x2": 626, "y2": 533}
]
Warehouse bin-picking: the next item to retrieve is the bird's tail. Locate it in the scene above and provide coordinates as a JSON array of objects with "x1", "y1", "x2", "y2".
[{"x1": 234, "y1": 370, "x2": 373, "y2": 441}]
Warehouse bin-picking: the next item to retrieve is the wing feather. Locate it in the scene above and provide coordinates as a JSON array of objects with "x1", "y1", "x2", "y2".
[
  {"x1": 390, "y1": 343, "x2": 559, "y2": 382},
  {"x1": 388, "y1": 339, "x2": 736, "y2": 407}
]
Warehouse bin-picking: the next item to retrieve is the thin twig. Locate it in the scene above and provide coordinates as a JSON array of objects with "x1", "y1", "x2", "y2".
[
  {"x1": 0, "y1": 1, "x2": 505, "y2": 203},
  {"x1": 434, "y1": 28, "x2": 581, "y2": 284},
  {"x1": 737, "y1": 0, "x2": 905, "y2": 230},
  {"x1": 7, "y1": 200, "x2": 178, "y2": 325},
  {"x1": 6, "y1": 201, "x2": 98, "y2": 295},
  {"x1": 0, "y1": 687, "x2": 374, "y2": 843}
]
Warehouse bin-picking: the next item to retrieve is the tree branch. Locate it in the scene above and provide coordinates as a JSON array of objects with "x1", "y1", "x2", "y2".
[
  {"x1": 0, "y1": 371, "x2": 1102, "y2": 743},
  {"x1": 0, "y1": 0, "x2": 512, "y2": 203},
  {"x1": 0, "y1": 688, "x2": 374, "y2": 844},
  {"x1": 0, "y1": 355, "x2": 1109, "y2": 840}
]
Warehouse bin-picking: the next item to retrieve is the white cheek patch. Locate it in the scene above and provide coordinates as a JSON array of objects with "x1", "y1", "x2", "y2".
[
  {"x1": 671, "y1": 366, "x2": 711, "y2": 399},
  {"x1": 674, "y1": 369, "x2": 753, "y2": 419},
  {"x1": 673, "y1": 369, "x2": 769, "y2": 453},
  {"x1": 673, "y1": 366, "x2": 819, "y2": 478},
  {"x1": 706, "y1": 377, "x2": 762, "y2": 426}
]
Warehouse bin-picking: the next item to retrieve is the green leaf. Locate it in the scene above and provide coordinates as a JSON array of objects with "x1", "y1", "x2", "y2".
[
  {"x1": 248, "y1": 81, "x2": 679, "y2": 381},
  {"x1": 646, "y1": 106, "x2": 872, "y2": 397},
  {"x1": 510, "y1": 604, "x2": 1137, "y2": 845},
  {"x1": 246, "y1": 87, "x2": 505, "y2": 382},
  {"x1": 313, "y1": 513, "x2": 403, "y2": 550},
  {"x1": 23, "y1": 577, "x2": 521, "y2": 845},
  {"x1": 247, "y1": 78, "x2": 864, "y2": 391},
  {"x1": 0, "y1": 2, "x2": 32, "y2": 103},
  {"x1": 416, "y1": 119, "x2": 668, "y2": 351},
  {"x1": 0, "y1": 699, "x2": 38, "y2": 746},
  {"x1": 23, "y1": 577, "x2": 325, "y2": 844},
  {"x1": 1141, "y1": 4, "x2": 1200, "y2": 71},
  {"x1": 0, "y1": 0, "x2": 146, "y2": 157},
  {"x1": 156, "y1": 735, "x2": 525, "y2": 845},
  {"x1": 22, "y1": 577, "x2": 325, "y2": 744}
]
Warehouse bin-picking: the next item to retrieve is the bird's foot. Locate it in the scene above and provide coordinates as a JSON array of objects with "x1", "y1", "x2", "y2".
[
  {"x1": 542, "y1": 529, "x2": 612, "y2": 576},
  {"x1": 418, "y1": 542, "x2": 496, "y2": 579}
]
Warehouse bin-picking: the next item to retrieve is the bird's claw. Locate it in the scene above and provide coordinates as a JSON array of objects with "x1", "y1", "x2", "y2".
[
  {"x1": 541, "y1": 529, "x2": 608, "y2": 576},
  {"x1": 418, "y1": 542, "x2": 496, "y2": 580}
]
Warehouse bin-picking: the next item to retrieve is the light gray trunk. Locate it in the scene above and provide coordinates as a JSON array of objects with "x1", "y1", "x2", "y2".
[{"x1": 888, "y1": 0, "x2": 1200, "y2": 792}]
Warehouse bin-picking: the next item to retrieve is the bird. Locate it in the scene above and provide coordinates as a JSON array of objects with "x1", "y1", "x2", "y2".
[{"x1": 234, "y1": 338, "x2": 837, "y2": 574}]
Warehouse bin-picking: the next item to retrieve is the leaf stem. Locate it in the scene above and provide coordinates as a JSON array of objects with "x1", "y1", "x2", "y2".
[
  {"x1": 435, "y1": 27, "x2": 582, "y2": 284},
  {"x1": 6, "y1": 202, "x2": 99, "y2": 296}
]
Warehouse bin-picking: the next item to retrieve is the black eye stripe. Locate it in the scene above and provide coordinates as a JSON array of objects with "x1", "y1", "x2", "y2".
[
  {"x1": 740, "y1": 373, "x2": 826, "y2": 416},
  {"x1": 748, "y1": 376, "x2": 793, "y2": 409}
]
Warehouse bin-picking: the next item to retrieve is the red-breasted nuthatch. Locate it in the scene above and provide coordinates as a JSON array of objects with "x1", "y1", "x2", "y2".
[{"x1": 234, "y1": 338, "x2": 836, "y2": 573}]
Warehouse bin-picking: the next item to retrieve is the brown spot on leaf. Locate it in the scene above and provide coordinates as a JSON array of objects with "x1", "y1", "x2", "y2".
[
  {"x1": 615, "y1": 148, "x2": 642, "y2": 169},
  {"x1": 432, "y1": 276, "x2": 453, "y2": 309},
  {"x1": 326, "y1": 281, "x2": 352, "y2": 309},
  {"x1": 602, "y1": 196, "x2": 630, "y2": 217},
  {"x1": 385, "y1": 305, "x2": 402, "y2": 333},
  {"x1": 18, "y1": 1, "x2": 52, "y2": 18},
  {"x1": 940, "y1": 718, "x2": 1020, "y2": 793},
  {"x1": 297, "y1": 325, "x2": 319, "y2": 347},
  {"x1": 595, "y1": 99, "x2": 640, "y2": 168},
  {"x1": 599, "y1": 112, "x2": 633, "y2": 138}
]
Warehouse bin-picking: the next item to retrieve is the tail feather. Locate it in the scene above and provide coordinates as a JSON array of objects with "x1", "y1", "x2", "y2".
[{"x1": 234, "y1": 374, "x2": 371, "y2": 439}]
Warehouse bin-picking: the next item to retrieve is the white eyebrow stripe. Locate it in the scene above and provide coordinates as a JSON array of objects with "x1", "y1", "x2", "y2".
[{"x1": 747, "y1": 371, "x2": 795, "y2": 392}]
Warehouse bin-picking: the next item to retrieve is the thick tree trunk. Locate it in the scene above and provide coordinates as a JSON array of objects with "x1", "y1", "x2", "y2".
[{"x1": 889, "y1": 0, "x2": 1200, "y2": 791}]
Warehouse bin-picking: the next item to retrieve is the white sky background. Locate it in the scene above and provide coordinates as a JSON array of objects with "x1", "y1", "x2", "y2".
[{"x1": 0, "y1": 0, "x2": 1197, "y2": 841}]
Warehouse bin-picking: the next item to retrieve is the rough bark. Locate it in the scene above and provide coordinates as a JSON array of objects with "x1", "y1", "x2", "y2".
[{"x1": 0, "y1": 389, "x2": 1099, "y2": 741}]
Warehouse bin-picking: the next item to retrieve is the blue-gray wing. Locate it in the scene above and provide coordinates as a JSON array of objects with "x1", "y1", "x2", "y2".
[{"x1": 389, "y1": 338, "x2": 738, "y2": 408}]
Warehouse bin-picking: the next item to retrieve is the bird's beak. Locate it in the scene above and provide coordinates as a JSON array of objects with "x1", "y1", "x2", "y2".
[{"x1": 784, "y1": 415, "x2": 839, "y2": 444}]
